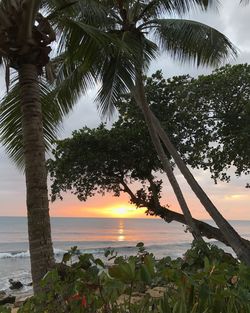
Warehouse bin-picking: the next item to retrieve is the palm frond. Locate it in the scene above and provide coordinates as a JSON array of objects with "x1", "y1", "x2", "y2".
[
  {"x1": 240, "y1": 0, "x2": 249, "y2": 4},
  {"x1": 0, "y1": 77, "x2": 64, "y2": 169},
  {"x1": 153, "y1": 18, "x2": 237, "y2": 67},
  {"x1": 96, "y1": 50, "x2": 135, "y2": 118},
  {"x1": 57, "y1": 18, "x2": 114, "y2": 54},
  {"x1": 53, "y1": 0, "x2": 115, "y2": 45},
  {"x1": 41, "y1": 0, "x2": 78, "y2": 18},
  {"x1": 50, "y1": 20, "x2": 128, "y2": 114},
  {"x1": 49, "y1": 54, "x2": 96, "y2": 115},
  {"x1": 142, "y1": 37, "x2": 159, "y2": 70},
  {"x1": 95, "y1": 31, "x2": 158, "y2": 117},
  {"x1": 137, "y1": 0, "x2": 219, "y2": 21}
]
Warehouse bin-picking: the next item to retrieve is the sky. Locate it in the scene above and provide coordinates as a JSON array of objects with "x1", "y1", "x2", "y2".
[{"x1": 0, "y1": 0, "x2": 250, "y2": 220}]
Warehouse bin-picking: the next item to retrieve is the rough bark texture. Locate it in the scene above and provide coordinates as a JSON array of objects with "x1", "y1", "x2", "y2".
[
  {"x1": 150, "y1": 111, "x2": 250, "y2": 264},
  {"x1": 19, "y1": 64, "x2": 54, "y2": 293},
  {"x1": 134, "y1": 75, "x2": 202, "y2": 241}
]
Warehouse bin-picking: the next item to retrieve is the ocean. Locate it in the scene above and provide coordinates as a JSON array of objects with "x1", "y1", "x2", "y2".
[{"x1": 0, "y1": 217, "x2": 250, "y2": 294}]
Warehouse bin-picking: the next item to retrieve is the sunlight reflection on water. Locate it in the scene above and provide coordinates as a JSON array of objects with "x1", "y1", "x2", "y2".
[{"x1": 118, "y1": 219, "x2": 125, "y2": 241}]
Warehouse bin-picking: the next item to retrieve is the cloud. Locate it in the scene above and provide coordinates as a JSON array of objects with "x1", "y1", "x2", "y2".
[{"x1": 59, "y1": 87, "x2": 102, "y2": 139}]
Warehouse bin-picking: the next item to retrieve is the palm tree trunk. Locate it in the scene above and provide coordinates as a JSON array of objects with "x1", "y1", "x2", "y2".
[
  {"x1": 19, "y1": 64, "x2": 55, "y2": 293},
  {"x1": 134, "y1": 74, "x2": 203, "y2": 241},
  {"x1": 150, "y1": 110, "x2": 250, "y2": 264}
]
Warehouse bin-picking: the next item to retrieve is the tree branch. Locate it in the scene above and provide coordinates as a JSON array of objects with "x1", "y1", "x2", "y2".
[{"x1": 120, "y1": 178, "x2": 250, "y2": 248}]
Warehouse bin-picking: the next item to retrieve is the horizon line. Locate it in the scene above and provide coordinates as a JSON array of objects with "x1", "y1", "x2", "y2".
[{"x1": 0, "y1": 215, "x2": 250, "y2": 221}]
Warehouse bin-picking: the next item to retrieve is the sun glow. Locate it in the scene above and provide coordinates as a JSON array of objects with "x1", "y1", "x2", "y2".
[
  {"x1": 225, "y1": 194, "x2": 245, "y2": 200},
  {"x1": 116, "y1": 207, "x2": 127, "y2": 215},
  {"x1": 105, "y1": 204, "x2": 146, "y2": 218},
  {"x1": 50, "y1": 193, "x2": 148, "y2": 218}
]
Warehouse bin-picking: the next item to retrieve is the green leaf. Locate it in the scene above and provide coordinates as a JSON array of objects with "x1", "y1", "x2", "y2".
[
  {"x1": 104, "y1": 250, "x2": 110, "y2": 258},
  {"x1": 144, "y1": 254, "x2": 155, "y2": 276},
  {"x1": 153, "y1": 18, "x2": 237, "y2": 67},
  {"x1": 136, "y1": 242, "x2": 144, "y2": 248},
  {"x1": 62, "y1": 252, "x2": 71, "y2": 264},
  {"x1": 109, "y1": 259, "x2": 136, "y2": 283},
  {"x1": 95, "y1": 258, "x2": 105, "y2": 268},
  {"x1": 140, "y1": 265, "x2": 151, "y2": 283}
]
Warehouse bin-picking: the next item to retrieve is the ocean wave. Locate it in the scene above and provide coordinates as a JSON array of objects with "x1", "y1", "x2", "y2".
[
  {"x1": 0, "y1": 242, "x2": 193, "y2": 260},
  {"x1": 0, "y1": 251, "x2": 30, "y2": 259},
  {"x1": 54, "y1": 248, "x2": 67, "y2": 255},
  {"x1": 0, "y1": 248, "x2": 68, "y2": 259}
]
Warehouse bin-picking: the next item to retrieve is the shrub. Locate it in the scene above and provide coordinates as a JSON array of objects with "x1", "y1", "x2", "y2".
[{"x1": 9, "y1": 242, "x2": 250, "y2": 312}]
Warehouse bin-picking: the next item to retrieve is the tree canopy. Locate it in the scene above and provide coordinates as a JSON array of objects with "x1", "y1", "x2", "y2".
[
  {"x1": 118, "y1": 64, "x2": 250, "y2": 184},
  {"x1": 183, "y1": 64, "x2": 250, "y2": 183}
]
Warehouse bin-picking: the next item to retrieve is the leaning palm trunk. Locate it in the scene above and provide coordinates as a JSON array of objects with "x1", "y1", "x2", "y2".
[
  {"x1": 134, "y1": 73, "x2": 203, "y2": 241},
  {"x1": 19, "y1": 64, "x2": 55, "y2": 292},
  {"x1": 149, "y1": 110, "x2": 250, "y2": 264}
]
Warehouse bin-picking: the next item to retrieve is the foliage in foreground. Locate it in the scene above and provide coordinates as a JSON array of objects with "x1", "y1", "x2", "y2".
[{"x1": 2, "y1": 242, "x2": 250, "y2": 313}]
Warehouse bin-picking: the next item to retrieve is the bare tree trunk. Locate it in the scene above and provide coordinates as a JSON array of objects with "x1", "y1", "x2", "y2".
[
  {"x1": 150, "y1": 110, "x2": 250, "y2": 265},
  {"x1": 19, "y1": 64, "x2": 55, "y2": 293},
  {"x1": 134, "y1": 74, "x2": 202, "y2": 241}
]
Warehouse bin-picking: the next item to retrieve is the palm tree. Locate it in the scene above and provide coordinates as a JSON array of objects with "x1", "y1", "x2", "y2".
[
  {"x1": 0, "y1": 0, "x2": 125, "y2": 291},
  {"x1": 0, "y1": 0, "x2": 68, "y2": 292},
  {"x1": 0, "y1": 0, "x2": 58, "y2": 292},
  {"x1": 64, "y1": 0, "x2": 250, "y2": 263},
  {"x1": 0, "y1": 0, "x2": 132, "y2": 292}
]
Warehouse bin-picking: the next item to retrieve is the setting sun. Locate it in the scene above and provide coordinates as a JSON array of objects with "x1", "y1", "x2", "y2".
[
  {"x1": 110, "y1": 205, "x2": 135, "y2": 217},
  {"x1": 103, "y1": 204, "x2": 147, "y2": 218},
  {"x1": 116, "y1": 207, "x2": 127, "y2": 215}
]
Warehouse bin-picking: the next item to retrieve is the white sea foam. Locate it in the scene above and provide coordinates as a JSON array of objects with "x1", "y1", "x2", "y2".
[
  {"x1": 0, "y1": 253, "x2": 13, "y2": 259},
  {"x1": 54, "y1": 248, "x2": 67, "y2": 255},
  {"x1": 0, "y1": 248, "x2": 67, "y2": 259},
  {"x1": 0, "y1": 251, "x2": 30, "y2": 259}
]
